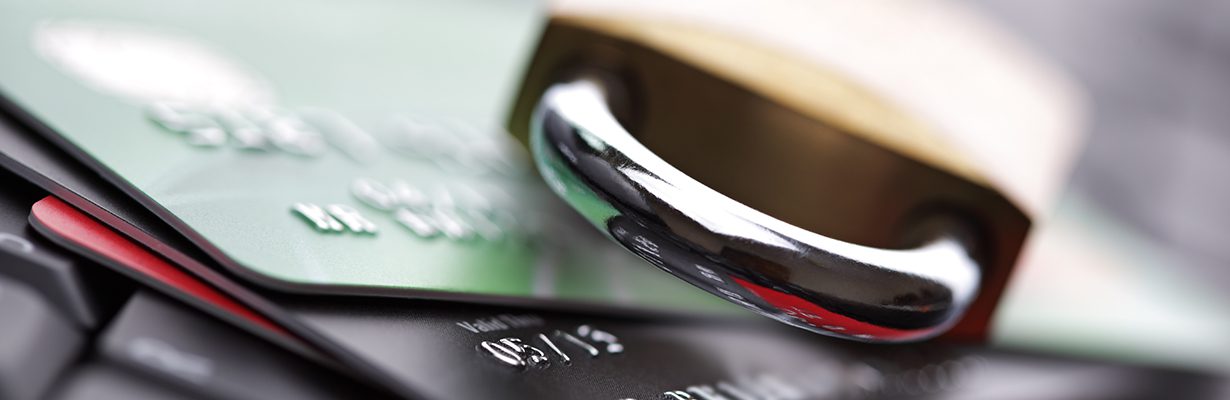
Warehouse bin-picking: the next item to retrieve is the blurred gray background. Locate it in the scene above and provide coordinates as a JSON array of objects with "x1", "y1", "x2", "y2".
[{"x1": 974, "y1": 0, "x2": 1230, "y2": 285}]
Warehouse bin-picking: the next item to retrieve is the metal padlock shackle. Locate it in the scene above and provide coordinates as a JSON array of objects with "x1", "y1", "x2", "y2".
[{"x1": 530, "y1": 75, "x2": 982, "y2": 343}]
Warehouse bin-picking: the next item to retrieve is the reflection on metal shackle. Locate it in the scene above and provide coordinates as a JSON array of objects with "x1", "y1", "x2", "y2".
[{"x1": 530, "y1": 76, "x2": 983, "y2": 342}]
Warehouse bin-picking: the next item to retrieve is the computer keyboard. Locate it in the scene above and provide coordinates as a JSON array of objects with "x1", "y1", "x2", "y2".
[{"x1": 0, "y1": 273, "x2": 84, "y2": 400}]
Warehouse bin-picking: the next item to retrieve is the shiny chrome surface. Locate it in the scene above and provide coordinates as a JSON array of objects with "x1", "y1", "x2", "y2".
[{"x1": 530, "y1": 77, "x2": 983, "y2": 342}]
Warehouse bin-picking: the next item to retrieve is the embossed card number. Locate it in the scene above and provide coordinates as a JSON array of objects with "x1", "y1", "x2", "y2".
[
  {"x1": 477, "y1": 324, "x2": 623, "y2": 370},
  {"x1": 149, "y1": 103, "x2": 528, "y2": 243}
]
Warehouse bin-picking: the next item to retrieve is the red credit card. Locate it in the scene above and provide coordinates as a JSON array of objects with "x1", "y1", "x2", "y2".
[
  {"x1": 30, "y1": 195, "x2": 417, "y2": 396},
  {"x1": 29, "y1": 196, "x2": 295, "y2": 342}
]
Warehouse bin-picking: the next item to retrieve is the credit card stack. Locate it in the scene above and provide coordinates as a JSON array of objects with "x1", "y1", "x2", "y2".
[{"x1": 0, "y1": 1, "x2": 1226, "y2": 399}]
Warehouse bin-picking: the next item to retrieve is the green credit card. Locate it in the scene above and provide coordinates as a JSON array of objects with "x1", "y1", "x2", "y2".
[{"x1": 0, "y1": 0, "x2": 740, "y2": 314}]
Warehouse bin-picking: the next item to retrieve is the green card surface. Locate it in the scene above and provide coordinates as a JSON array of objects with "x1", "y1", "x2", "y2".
[{"x1": 0, "y1": 0, "x2": 739, "y2": 314}]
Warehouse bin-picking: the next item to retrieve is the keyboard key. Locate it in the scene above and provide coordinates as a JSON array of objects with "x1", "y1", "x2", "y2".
[
  {"x1": 50, "y1": 363, "x2": 203, "y2": 400},
  {"x1": 0, "y1": 171, "x2": 128, "y2": 328},
  {"x1": 0, "y1": 275, "x2": 85, "y2": 400},
  {"x1": 98, "y1": 291, "x2": 388, "y2": 400}
]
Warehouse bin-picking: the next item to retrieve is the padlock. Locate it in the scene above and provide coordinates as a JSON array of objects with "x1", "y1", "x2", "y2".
[{"x1": 508, "y1": 13, "x2": 1082, "y2": 343}]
